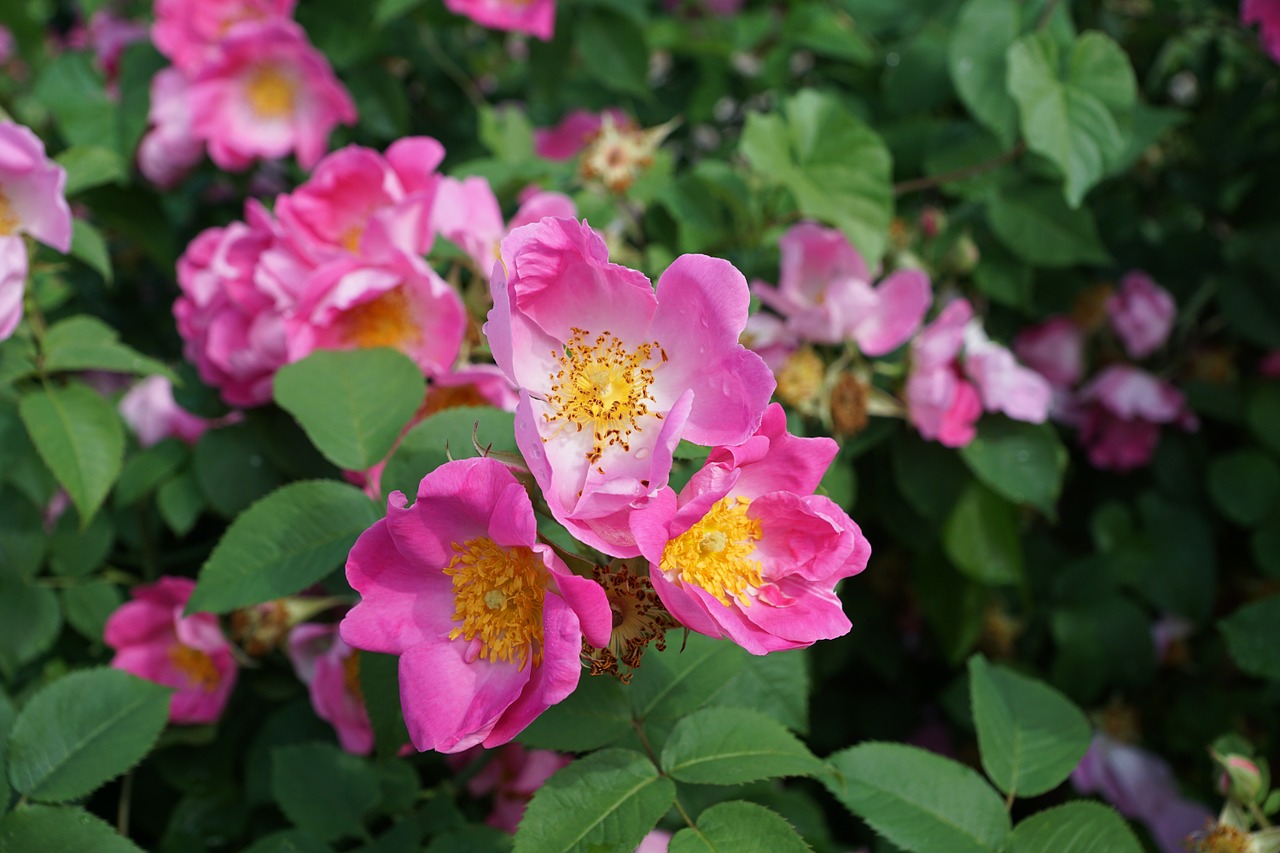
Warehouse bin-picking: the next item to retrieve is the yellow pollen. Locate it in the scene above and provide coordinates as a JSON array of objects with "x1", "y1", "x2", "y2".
[
  {"x1": 168, "y1": 644, "x2": 220, "y2": 692},
  {"x1": 338, "y1": 287, "x2": 420, "y2": 351},
  {"x1": 339, "y1": 224, "x2": 364, "y2": 253},
  {"x1": 245, "y1": 66, "x2": 296, "y2": 119},
  {"x1": 661, "y1": 496, "x2": 764, "y2": 607},
  {"x1": 0, "y1": 187, "x2": 19, "y2": 235},
  {"x1": 544, "y1": 327, "x2": 664, "y2": 469},
  {"x1": 443, "y1": 537, "x2": 546, "y2": 669},
  {"x1": 342, "y1": 650, "x2": 363, "y2": 701}
]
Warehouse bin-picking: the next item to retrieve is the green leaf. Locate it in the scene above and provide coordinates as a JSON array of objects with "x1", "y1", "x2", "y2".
[
  {"x1": 479, "y1": 105, "x2": 536, "y2": 163},
  {"x1": 741, "y1": 89, "x2": 893, "y2": 262},
  {"x1": 0, "y1": 487, "x2": 46, "y2": 581},
  {"x1": 628, "y1": 631, "x2": 747, "y2": 723},
  {"x1": 0, "y1": 575, "x2": 61, "y2": 677},
  {"x1": 48, "y1": 508, "x2": 114, "y2": 577},
  {"x1": 193, "y1": 423, "x2": 284, "y2": 517},
  {"x1": 1008, "y1": 802, "x2": 1143, "y2": 852},
  {"x1": 241, "y1": 829, "x2": 332, "y2": 853},
  {"x1": 987, "y1": 184, "x2": 1110, "y2": 267},
  {"x1": 188, "y1": 480, "x2": 378, "y2": 614},
  {"x1": 373, "y1": 0, "x2": 425, "y2": 26},
  {"x1": 1132, "y1": 494, "x2": 1216, "y2": 622},
  {"x1": 669, "y1": 801, "x2": 811, "y2": 853},
  {"x1": 960, "y1": 418, "x2": 1067, "y2": 518},
  {"x1": 158, "y1": 469, "x2": 205, "y2": 536},
  {"x1": 514, "y1": 749, "x2": 675, "y2": 853},
  {"x1": 7, "y1": 668, "x2": 171, "y2": 803},
  {"x1": 826, "y1": 742, "x2": 1011, "y2": 853},
  {"x1": 1208, "y1": 449, "x2": 1280, "y2": 527},
  {"x1": 115, "y1": 44, "x2": 167, "y2": 160},
  {"x1": 273, "y1": 349, "x2": 426, "y2": 472},
  {"x1": 0, "y1": 805, "x2": 144, "y2": 852},
  {"x1": 943, "y1": 482, "x2": 1024, "y2": 586},
  {"x1": 968, "y1": 655, "x2": 1090, "y2": 797},
  {"x1": 60, "y1": 581, "x2": 123, "y2": 642},
  {"x1": 18, "y1": 382, "x2": 124, "y2": 527},
  {"x1": 380, "y1": 407, "x2": 517, "y2": 501},
  {"x1": 33, "y1": 53, "x2": 117, "y2": 151},
  {"x1": 1221, "y1": 596, "x2": 1280, "y2": 682},
  {"x1": 69, "y1": 220, "x2": 112, "y2": 283},
  {"x1": 271, "y1": 743, "x2": 381, "y2": 842},
  {"x1": 115, "y1": 439, "x2": 187, "y2": 507},
  {"x1": 949, "y1": 0, "x2": 1022, "y2": 146},
  {"x1": 358, "y1": 652, "x2": 412, "y2": 762},
  {"x1": 577, "y1": 9, "x2": 650, "y2": 96},
  {"x1": 1051, "y1": 596, "x2": 1154, "y2": 701},
  {"x1": 1007, "y1": 32, "x2": 1136, "y2": 206},
  {"x1": 42, "y1": 317, "x2": 172, "y2": 378},
  {"x1": 1248, "y1": 385, "x2": 1280, "y2": 456},
  {"x1": 707, "y1": 648, "x2": 809, "y2": 734},
  {"x1": 56, "y1": 146, "x2": 125, "y2": 196},
  {"x1": 660, "y1": 707, "x2": 824, "y2": 785},
  {"x1": 517, "y1": 674, "x2": 632, "y2": 753}
]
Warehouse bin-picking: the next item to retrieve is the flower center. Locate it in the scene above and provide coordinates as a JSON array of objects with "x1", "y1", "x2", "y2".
[
  {"x1": 581, "y1": 565, "x2": 677, "y2": 683},
  {"x1": 338, "y1": 287, "x2": 421, "y2": 351},
  {"x1": 1193, "y1": 823, "x2": 1251, "y2": 853},
  {"x1": 443, "y1": 537, "x2": 546, "y2": 670},
  {"x1": 545, "y1": 327, "x2": 664, "y2": 470},
  {"x1": 0, "y1": 187, "x2": 19, "y2": 236},
  {"x1": 342, "y1": 650, "x2": 364, "y2": 702},
  {"x1": 660, "y1": 496, "x2": 764, "y2": 607},
  {"x1": 245, "y1": 66, "x2": 296, "y2": 119},
  {"x1": 168, "y1": 644, "x2": 220, "y2": 692}
]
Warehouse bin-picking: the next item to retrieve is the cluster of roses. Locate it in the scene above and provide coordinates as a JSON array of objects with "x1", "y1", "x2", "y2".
[{"x1": 138, "y1": 0, "x2": 355, "y2": 186}]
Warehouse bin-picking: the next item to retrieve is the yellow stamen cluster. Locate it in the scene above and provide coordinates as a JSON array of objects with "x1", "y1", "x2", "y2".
[
  {"x1": 339, "y1": 287, "x2": 420, "y2": 351},
  {"x1": 443, "y1": 537, "x2": 546, "y2": 670},
  {"x1": 168, "y1": 645, "x2": 220, "y2": 692},
  {"x1": 581, "y1": 565, "x2": 677, "y2": 684},
  {"x1": 1192, "y1": 823, "x2": 1252, "y2": 853},
  {"x1": 0, "y1": 187, "x2": 19, "y2": 236},
  {"x1": 544, "y1": 327, "x2": 664, "y2": 470},
  {"x1": 245, "y1": 66, "x2": 296, "y2": 119},
  {"x1": 660, "y1": 496, "x2": 764, "y2": 607}
]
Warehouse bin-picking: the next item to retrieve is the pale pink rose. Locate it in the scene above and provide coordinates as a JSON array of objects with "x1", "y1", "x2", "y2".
[
  {"x1": 138, "y1": 67, "x2": 205, "y2": 188},
  {"x1": 1244, "y1": 0, "x2": 1280, "y2": 62},
  {"x1": 153, "y1": 0, "x2": 296, "y2": 72},
  {"x1": 451, "y1": 743, "x2": 571, "y2": 833},
  {"x1": 287, "y1": 622, "x2": 373, "y2": 755},
  {"x1": 104, "y1": 576, "x2": 239, "y2": 724},
  {"x1": 173, "y1": 201, "x2": 290, "y2": 407},
  {"x1": 444, "y1": 0, "x2": 556, "y2": 41},
  {"x1": 1072, "y1": 364, "x2": 1196, "y2": 471},
  {"x1": 533, "y1": 109, "x2": 629, "y2": 161},
  {"x1": 962, "y1": 321, "x2": 1052, "y2": 423},
  {"x1": 752, "y1": 222, "x2": 930, "y2": 353},
  {"x1": 486, "y1": 218, "x2": 775, "y2": 557},
  {"x1": 340, "y1": 457, "x2": 613, "y2": 753},
  {"x1": 0, "y1": 121, "x2": 73, "y2": 251},
  {"x1": 431, "y1": 176, "x2": 505, "y2": 274},
  {"x1": 633, "y1": 403, "x2": 870, "y2": 654},
  {"x1": 1013, "y1": 316, "x2": 1085, "y2": 389},
  {"x1": 1107, "y1": 270, "x2": 1175, "y2": 359},
  {"x1": 187, "y1": 21, "x2": 355, "y2": 171},
  {"x1": 119, "y1": 375, "x2": 226, "y2": 447},
  {"x1": 906, "y1": 300, "x2": 982, "y2": 447},
  {"x1": 636, "y1": 831, "x2": 672, "y2": 853},
  {"x1": 0, "y1": 236, "x2": 26, "y2": 341}
]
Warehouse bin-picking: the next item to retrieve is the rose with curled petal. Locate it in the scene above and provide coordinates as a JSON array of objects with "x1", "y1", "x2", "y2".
[
  {"x1": 287, "y1": 622, "x2": 373, "y2": 755},
  {"x1": 962, "y1": 321, "x2": 1052, "y2": 424},
  {"x1": 905, "y1": 299, "x2": 983, "y2": 448},
  {"x1": 485, "y1": 217, "x2": 774, "y2": 557},
  {"x1": 340, "y1": 457, "x2": 612, "y2": 753},
  {"x1": 631, "y1": 403, "x2": 870, "y2": 654}
]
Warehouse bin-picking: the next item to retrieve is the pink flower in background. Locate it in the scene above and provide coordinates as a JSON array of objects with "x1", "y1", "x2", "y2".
[
  {"x1": 508, "y1": 188, "x2": 577, "y2": 233},
  {"x1": 741, "y1": 311, "x2": 799, "y2": 374},
  {"x1": 105, "y1": 576, "x2": 239, "y2": 724},
  {"x1": 1243, "y1": 0, "x2": 1280, "y2": 62},
  {"x1": 0, "y1": 238, "x2": 26, "y2": 341},
  {"x1": 1014, "y1": 316, "x2": 1085, "y2": 390},
  {"x1": 187, "y1": 21, "x2": 355, "y2": 170},
  {"x1": 153, "y1": 0, "x2": 296, "y2": 72},
  {"x1": 1071, "y1": 364, "x2": 1196, "y2": 471},
  {"x1": 0, "y1": 26, "x2": 14, "y2": 65},
  {"x1": 636, "y1": 831, "x2": 673, "y2": 853},
  {"x1": 431, "y1": 177, "x2": 579, "y2": 275},
  {"x1": 632, "y1": 404, "x2": 870, "y2": 654},
  {"x1": 1107, "y1": 270, "x2": 1175, "y2": 359},
  {"x1": 486, "y1": 217, "x2": 774, "y2": 557},
  {"x1": 963, "y1": 322, "x2": 1052, "y2": 423},
  {"x1": 340, "y1": 457, "x2": 612, "y2": 753},
  {"x1": 287, "y1": 622, "x2": 373, "y2": 755},
  {"x1": 86, "y1": 9, "x2": 149, "y2": 88},
  {"x1": 444, "y1": 0, "x2": 557, "y2": 42},
  {"x1": 533, "y1": 109, "x2": 629, "y2": 161},
  {"x1": 118, "y1": 375, "x2": 227, "y2": 447},
  {"x1": 1261, "y1": 349, "x2": 1280, "y2": 378},
  {"x1": 451, "y1": 743, "x2": 571, "y2": 832},
  {"x1": 138, "y1": 67, "x2": 205, "y2": 188},
  {"x1": 906, "y1": 300, "x2": 983, "y2": 447}
]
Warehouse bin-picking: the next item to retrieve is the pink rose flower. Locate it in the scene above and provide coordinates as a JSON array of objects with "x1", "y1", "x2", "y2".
[
  {"x1": 1107, "y1": 270, "x2": 1176, "y2": 360},
  {"x1": 451, "y1": 743, "x2": 571, "y2": 833},
  {"x1": 533, "y1": 109, "x2": 629, "y2": 161},
  {"x1": 187, "y1": 20, "x2": 356, "y2": 171},
  {"x1": 431, "y1": 175, "x2": 506, "y2": 275},
  {"x1": 752, "y1": 222, "x2": 931, "y2": 354},
  {"x1": 508, "y1": 188, "x2": 577, "y2": 233},
  {"x1": 444, "y1": 0, "x2": 556, "y2": 41},
  {"x1": 1244, "y1": 0, "x2": 1280, "y2": 62},
  {"x1": 137, "y1": 67, "x2": 205, "y2": 188},
  {"x1": 632, "y1": 403, "x2": 870, "y2": 654},
  {"x1": 153, "y1": 0, "x2": 296, "y2": 73},
  {"x1": 962, "y1": 321, "x2": 1052, "y2": 423},
  {"x1": 485, "y1": 217, "x2": 775, "y2": 557},
  {"x1": 104, "y1": 576, "x2": 239, "y2": 724},
  {"x1": 0, "y1": 26, "x2": 14, "y2": 65},
  {"x1": 118, "y1": 375, "x2": 226, "y2": 447},
  {"x1": 741, "y1": 311, "x2": 800, "y2": 374},
  {"x1": 1071, "y1": 364, "x2": 1196, "y2": 471},
  {"x1": 0, "y1": 237, "x2": 26, "y2": 341},
  {"x1": 1013, "y1": 316, "x2": 1085, "y2": 389},
  {"x1": 636, "y1": 830, "x2": 672, "y2": 853},
  {"x1": 340, "y1": 457, "x2": 612, "y2": 753},
  {"x1": 287, "y1": 622, "x2": 373, "y2": 755}
]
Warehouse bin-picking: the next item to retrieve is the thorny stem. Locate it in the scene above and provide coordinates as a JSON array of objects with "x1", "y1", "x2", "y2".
[{"x1": 892, "y1": 142, "x2": 1027, "y2": 197}]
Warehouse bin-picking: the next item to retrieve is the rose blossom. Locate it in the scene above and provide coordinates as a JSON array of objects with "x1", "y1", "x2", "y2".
[
  {"x1": 104, "y1": 576, "x2": 239, "y2": 724},
  {"x1": 962, "y1": 321, "x2": 1053, "y2": 423},
  {"x1": 1107, "y1": 270, "x2": 1176, "y2": 359},
  {"x1": 485, "y1": 217, "x2": 775, "y2": 557},
  {"x1": 533, "y1": 108, "x2": 629, "y2": 161},
  {"x1": 118, "y1": 375, "x2": 224, "y2": 447},
  {"x1": 137, "y1": 67, "x2": 205, "y2": 188},
  {"x1": 431, "y1": 176, "x2": 578, "y2": 275},
  {"x1": 340, "y1": 457, "x2": 612, "y2": 753},
  {"x1": 444, "y1": 0, "x2": 557, "y2": 41},
  {"x1": 451, "y1": 743, "x2": 571, "y2": 833},
  {"x1": 186, "y1": 20, "x2": 356, "y2": 170},
  {"x1": 287, "y1": 622, "x2": 373, "y2": 755},
  {"x1": 1071, "y1": 364, "x2": 1196, "y2": 471},
  {"x1": 1013, "y1": 316, "x2": 1085, "y2": 390},
  {"x1": 632, "y1": 403, "x2": 870, "y2": 654},
  {"x1": 153, "y1": 0, "x2": 296, "y2": 73}
]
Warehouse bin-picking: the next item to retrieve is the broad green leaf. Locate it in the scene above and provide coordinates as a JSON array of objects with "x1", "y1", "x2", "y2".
[
  {"x1": 0, "y1": 575, "x2": 60, "y2": 677},
  {"x1": 373, "y1": 0, "x2": 425, "y2": 25},
  {"x1": 158, "y1": 469, "x2": 205, "y2": 536},
  {"x1": 115, "y1": 44, "x2": 167, "y2": 159},
  {"x1": 41, "y1": 317, "x2": 171, "y2": 378},
  {"x1": 1208, "y1": 449, "x2": 1280, "y2": 527},
  {"x1": 826, "y1": 742, "x2": 1011, "y2": 853},
  {"x1": 893, "y1": 432, "x2": 969, "y2": 521},
  {"x1": 188, "y1": 480, "x2": 379, "y2": 614},
  {"x1": 115, "y1": 439, "x2": 187, "y2": 507},
  {"x1": 514, "y1": 749, "x2": 675, "y2": 853},
  {"x1": 943, "y1": 482, "x2": 1024, "y2": 586},
  {"x1": 48, "y1": 508, "x2": 114, "y2": 577},
  {"x1": 1132, "y1": 494, "x2": 1216, "y2": 622},
  {"x1": 479, "y1": 105, "x2": 535, "y2": 163},
  {"x1": 741, "y1": 89, "x2": 893, "y2": 262},
  {"x1": 669, "y1": 801, "x2": 811, "y2": 853},
  {"x1": 56, "y1": 146, "x2": 125, "y2": 196},
  {"x1": 426, "y1": 824, "x2": 512, "y2": 853},
  {"x1": 968, "y1": 655, "x2": 1090, "y2": 797},
  {"x1": 629, "y1": 631, "x2": 747, "y2": 723},
  {"x1": 577, "y1": 9, "x2": 649, "y2": 96},
  {"x1": 7, "y1": 668, "x2": 171, "y2": 803},
  {"x1": 0, "y1": 337, "x2": 37, "y2": 385},
  {"x1": 1007, "y1": 32, "x2": 1136, "y2": 206},
  {"x1": 273, "y1": 348, "x2": 426, "y2": 472},
  {"x1": 359, "y1": 652, "x2": 412, "y2": 762},
  {"x1": 707, "y1": 648, "x2": 809, "y2": 734},
  {"x1": 241, "y1": 829, "x2": 332, "y2": 853},
  {"x1": 1051, "y1": 596, "x2": 1154, "y2": 702},
  {"x1": 69, "y1": 219, "x2": 112, "y2": 283},
  {"x1": 380, "y1": 407, "x2": 517, "y2": 501},
  {"x1": 1221, "y1": 596, "x2": 1280, "y2": 682},
  {"x1": 0, "y1": 805, "x2": 144, "y2": 852},
  {"x1": 60, "y1": 581, "x2": 123, "y2": 643},
  {"x1": 1248, "y1": 385, "x2": 1280, "y2": 456},
  {"x1": 518, "y1": 674, "x2": 632, "y2": 753},
  {"x1": 0, "y1": 488, "x2": 45, "y2": 581},
  {"x1": 271, "y1": 743, "x2": 381, "y2": 842},
  {"x1": 33, "y1": 53, "x2": 116, "y2": 151},
  {"x1": 785, "y1": 5, "x2": 874, "y2": 64},
  {"x1": 1009, "y1": 802, "x2": 1143, "y2": 852},
  {"x1": 19, "y1": 382, "x2": 125, "y2": 526},
  {"x1": 660, "y1": 708, "x2": 824, "y2": 785},
  {"x1": 987, "y1": 184, "x2": 1110, "y2": 267},
  {"x1": 960, "y1": 418, "x2": 1067, "y2": 518},
  {"x1": 193, "y1": 423, "x2": 284, "y2": 517}
]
